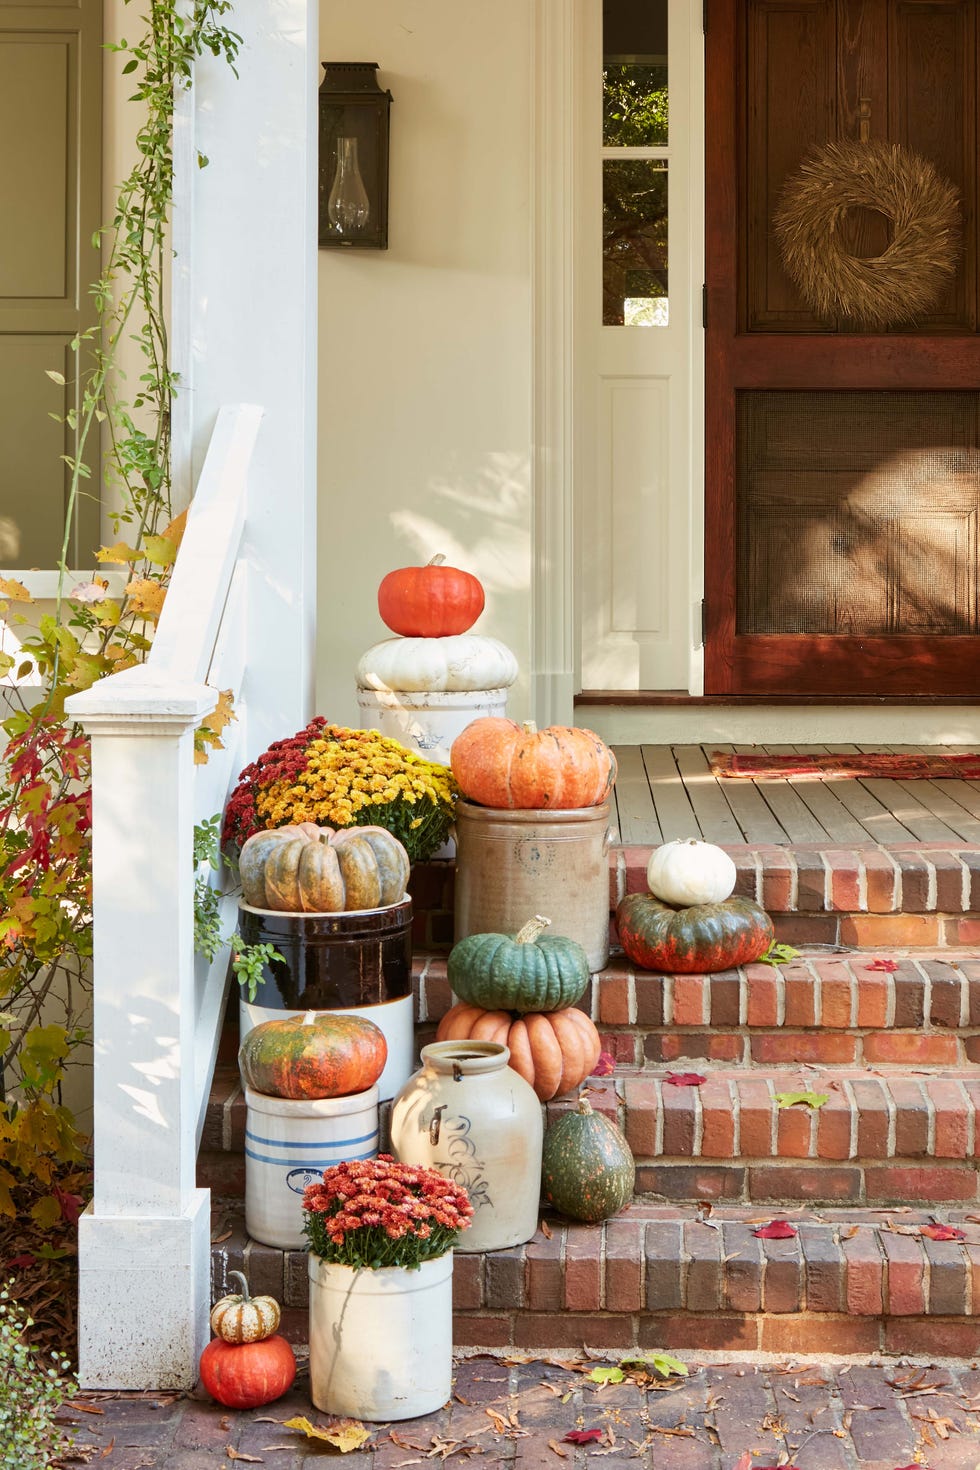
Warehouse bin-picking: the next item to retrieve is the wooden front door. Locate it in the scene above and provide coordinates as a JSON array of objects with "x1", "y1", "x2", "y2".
[{"x1": 704, "y1": 0, "x2": 980, "y2": 696}]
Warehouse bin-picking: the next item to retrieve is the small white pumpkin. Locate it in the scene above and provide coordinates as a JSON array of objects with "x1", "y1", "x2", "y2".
[
  {"x1": 646, "y1": 838, "x2": 737, "y2": 907},
  {"x1": 357, "y1": 634, "x2": 519, "y2": 693}
]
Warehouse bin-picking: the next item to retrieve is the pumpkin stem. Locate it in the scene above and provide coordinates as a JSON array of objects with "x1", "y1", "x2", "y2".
[
  {"x1": 521, "y1": 721, "x2": 538, "y2": 734},
  {"x1": 576, "y1": 1097, "x2": 594, "y2": 1116},
  {"x1": 227, "y1": 1270, "x2": 251, "y2": 1302},
  {"x1": 302, "y1": 1010, "x2": 317, "y2": 1026},
  {"x1": 426, "y1": 554, "x2": 447, "y2": 566},
  {"x1": 515, "y1": 915, "x2": 552, "y2": 945}
]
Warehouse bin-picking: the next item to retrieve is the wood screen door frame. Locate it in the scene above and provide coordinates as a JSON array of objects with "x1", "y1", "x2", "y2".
[{"x1": 704, "y1": 0, "x2": 980, "y2": 697}]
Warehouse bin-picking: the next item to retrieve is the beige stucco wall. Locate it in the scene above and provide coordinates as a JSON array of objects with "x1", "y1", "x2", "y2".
[{"x1": 316, "y1": 0, "x2": 533, "y2": 726}]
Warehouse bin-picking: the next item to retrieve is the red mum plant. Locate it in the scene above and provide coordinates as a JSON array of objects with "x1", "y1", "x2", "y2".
[{"x1": 303, "y1": 1155, "x2": 474, "y2": 1270}]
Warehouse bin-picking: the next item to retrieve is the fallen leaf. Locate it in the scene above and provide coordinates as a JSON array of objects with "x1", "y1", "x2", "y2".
[
  {"x1": 67, "y1": 1404, "x2": 105, "y2": 1416},
  {"x1": 539, "y1": 1220, "x2": 553, "y2": 1240},
  {"x1": 281, "y1": 1416, "x2": 372, "y2": 1453},
  {"x1": 226, "y1": 1452, "x2": 263, "y2": 1463},
  {"x1": 865, "y1": 959, "x2": 899, "y2": 972},
  {"x1": 547, "y1": 1440, "x2": 568, "y2": 1459},
  {"x1": 920, "y1": 1223, "x2": 966, "y2": 1241},
  {"x1": 774, "y1": 1091, "x2": 829, "y2": 1110},
  {"x1": 620, "y1": 1351, "x2": 688, "y2": 1379},
  {"x1": 563, "y1": 1430, "x2": 603, "y2": 1444},
  {"x1": 589, "y1": 1366, "x2": 624, "y2": 1385},
  {"x1": 754, "y1": 1220, "x2": 798, "y2": 1238},
  {"x1": 99, "y1": 1440, "x2": 115, "y2": 1459},
  {"x1": 390, "y1": 1433, "x2": 427, "y2": 1450},
  {"x1": 592, "y1": 1052, "x2": 616, "y2": 1077},
  {"x1": 664, "y1": 1072, "x2": 707, "y2": 1087},
  {"x1": 732, "y1": 1454, "x2": 753, "y2": 1470}
]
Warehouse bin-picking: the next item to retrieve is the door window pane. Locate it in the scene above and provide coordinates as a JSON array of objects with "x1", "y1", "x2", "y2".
[
  {"x1": 603, "y1": 161, "x2": 668, "y2": 326},
  {"x1": 603, "y1": 0, "x2": 668, "y2": 146}
]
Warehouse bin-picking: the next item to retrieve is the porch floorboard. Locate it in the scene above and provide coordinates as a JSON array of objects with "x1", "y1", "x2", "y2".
[{"x1": 610, "y1": 743, "x2": 980, "y2": 846}]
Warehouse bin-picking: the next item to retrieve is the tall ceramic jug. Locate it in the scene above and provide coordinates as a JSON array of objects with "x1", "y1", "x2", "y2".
[{"x1": 390, "y1": 1041, "x2": 543, "y2": 1251}]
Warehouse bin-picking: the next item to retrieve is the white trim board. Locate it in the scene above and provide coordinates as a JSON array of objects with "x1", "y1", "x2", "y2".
[{"x1": 579, "y1": 705, "x2": 980, "y2": 745}]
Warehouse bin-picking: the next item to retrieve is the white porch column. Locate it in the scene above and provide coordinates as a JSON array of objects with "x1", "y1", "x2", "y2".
[
  {"x1": 172, "y1": 0, "x2": 319, "y2": 750},
  {"x1": 67, "y1": 673, "x2": 217, "y2": 1389}
]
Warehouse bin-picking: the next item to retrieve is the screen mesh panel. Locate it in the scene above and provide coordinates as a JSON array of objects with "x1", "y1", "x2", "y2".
[{"x1": 736, "y1": 391, "x2": 980, "y2": 635}]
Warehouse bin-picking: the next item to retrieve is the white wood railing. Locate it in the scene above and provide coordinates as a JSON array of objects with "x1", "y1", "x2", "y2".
[{"x1": 65, "y1": 403, "x2": 262, "y2": 1389}]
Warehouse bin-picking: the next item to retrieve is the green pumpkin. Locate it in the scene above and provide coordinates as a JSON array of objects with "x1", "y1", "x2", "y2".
[
  {"x1": 448, "y1": 916, "x2": 590, "y2": 1014},
  {"x1": 616, "y1": 893, "x2": 774, "y2": 974},
  {"x1": 542, "y1": 1097, "x2": 635, "y2": 1223}
]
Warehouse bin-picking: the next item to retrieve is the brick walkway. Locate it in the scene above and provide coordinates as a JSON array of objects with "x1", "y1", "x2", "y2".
[{"x1": 64, "y1": 1355, "x2": 980, "y2": 1468}]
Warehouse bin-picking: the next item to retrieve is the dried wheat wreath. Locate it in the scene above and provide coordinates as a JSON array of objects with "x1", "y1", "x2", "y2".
[{"x1": 774, "y1": 139, "x2": 960, "y2": 329}]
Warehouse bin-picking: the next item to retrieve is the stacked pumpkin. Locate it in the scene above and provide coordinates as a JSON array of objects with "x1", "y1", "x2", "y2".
[
  {"x1": 200, "y1": 1272, "x2": 296, "y2": 1409},
  {"x1": 436, "y1": 916, "x2": 602, "y2": 1102},
  {"x1": 616, "y1": 838, "x2": 774, "y2": 972},
  {"x1": 357, "y1": 555, "x2": 519, "y2": 765}
]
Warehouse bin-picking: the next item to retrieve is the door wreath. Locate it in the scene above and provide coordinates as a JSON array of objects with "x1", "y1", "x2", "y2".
[{"x1": 773, "y1": 138, "x2": 960, "y2": 329}]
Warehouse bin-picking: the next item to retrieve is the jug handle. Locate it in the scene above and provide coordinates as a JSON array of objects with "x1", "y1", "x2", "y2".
[{"x1": 603, "y1": 825, "x2": 617, "y2": 853}]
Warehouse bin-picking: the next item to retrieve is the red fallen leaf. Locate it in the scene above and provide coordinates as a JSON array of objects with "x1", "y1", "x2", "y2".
[
  {"x1": 732, "y1": 1455, "x2": 753, "y2": 1470},
  {"x1": 4, "y1": 1254, "x2": 36, "y2": 1269},
  {"x1": 753, "y1": 1220, "x2": 798, "y2": 1239},
  {"x1": 865, "y1": 958, "x2": 899, "y2": 972},
  {"x1": 592, "y1": 1052, "x2": 616, "y2": 1077},
  {"x1": 920, "y1": 1223, "x2": 966, "y2": 1241},
  {"x1": 563, "y1": 1430, "x2": 603, "y2": 1444},
  {"x1": 665, "y1": 1071, "x2": 707, "y2": 1087}
]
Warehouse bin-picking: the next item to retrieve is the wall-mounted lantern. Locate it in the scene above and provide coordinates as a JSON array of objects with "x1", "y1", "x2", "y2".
[{"x1": 318, "y1": 63, "x2": 392, "y2": 250}]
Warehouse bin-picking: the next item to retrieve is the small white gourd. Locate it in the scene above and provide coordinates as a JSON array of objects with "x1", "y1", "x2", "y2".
[{"x1": 646, "y1": 838, "x2": 737, "y2": 908}]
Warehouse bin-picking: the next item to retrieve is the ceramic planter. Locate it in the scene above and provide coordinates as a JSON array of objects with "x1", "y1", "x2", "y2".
[
  {"x1": 308, "y1": 1253, "x2": 453, "y2": 1420},
  {"x1": 244, "y1": 1086, "x2": 380, "y2": 1250},
  {"x1": 390, "y1": 1041, "x2": 543, "y2": 1252},
  {"x1": 356, "y1": 687, "x2": 510, "y2": 767}
]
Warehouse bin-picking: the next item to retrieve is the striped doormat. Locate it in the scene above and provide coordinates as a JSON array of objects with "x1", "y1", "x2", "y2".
[{"x1": 710, "y1": 751, "x2": 980, "y2": 780}]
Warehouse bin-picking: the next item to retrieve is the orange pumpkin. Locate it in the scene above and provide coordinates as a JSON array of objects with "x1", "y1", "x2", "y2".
[
  {"x1": 239, "y1": 1010, "x2": 387, "y2": 1100},
  {"x1": 378, "y1": 554, "x2": 485, "y2": 637},
  {"x1": 450, "y1": 719, "x2": 617, "y2": 810},
  {"x1": 436, "y1": 1002, "x2": 601, "y2": 1101},
  {"x1": 199, "y1": 1334, "x2": 296, "y2": 1409}
]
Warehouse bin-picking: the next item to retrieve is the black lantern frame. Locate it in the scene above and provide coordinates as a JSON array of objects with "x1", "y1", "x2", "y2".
[{"x1": 318, "y1": 63, "x2": 392, "y2": 250}]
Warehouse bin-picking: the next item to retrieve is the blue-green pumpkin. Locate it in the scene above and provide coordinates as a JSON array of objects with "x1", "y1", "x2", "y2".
[
  {"x1": 448, "y1": 916, "x2": 590, "y2": 1014},
  {"x1": 541, "y1": 1097, "x2": 635, "y2": 1223}
]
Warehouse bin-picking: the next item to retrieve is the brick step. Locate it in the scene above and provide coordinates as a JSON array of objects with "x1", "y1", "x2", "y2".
[
  {"x1": 408, "y1": 846, "x2": 980, "y2": 952},
  {"x1": 209, "y1": 1202, "x2": 980, "y2": 1359},
  {"x1": 416, "y1": 949, "x2": 980, "y2": 1066},
  {"x1": 198, "y1": 1064, "x2": 980, "y2": 1205}
]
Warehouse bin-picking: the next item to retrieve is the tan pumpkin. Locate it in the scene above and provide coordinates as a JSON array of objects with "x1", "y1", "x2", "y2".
[
  {"x1": 436, "y1": 1001, "x2": 601, "y2": 1101},
  {"x1": 450, "y1": 719, "x2": 617, "y2": 810},
  {"x1": 210, "y1": 1271, "x2": 281, "y2": 1344},
  {"x1": 239, "y1": 823, "x2": 410, "y2": 912}
]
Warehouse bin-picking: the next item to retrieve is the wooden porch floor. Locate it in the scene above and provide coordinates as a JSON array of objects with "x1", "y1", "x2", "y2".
[{"x1": 610, "y1": 744, "x2": 980, "y2": 847}]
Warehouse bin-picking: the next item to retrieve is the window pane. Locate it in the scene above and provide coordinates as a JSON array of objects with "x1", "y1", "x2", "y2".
[
  {"x1": 603, "y1": 161, "x2": 668, "y2": 326},
  {"x1": 603, "y1": 0, "x2": 668, "y2": 146}
]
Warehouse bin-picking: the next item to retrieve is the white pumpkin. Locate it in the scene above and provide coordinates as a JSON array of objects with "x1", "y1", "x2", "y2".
[
  {"x1": 647, "y1": 838, "x2": 737, "y2": 907},
  {"x1": 357, "y1": 634, "x2": 519, "y2": 693}
]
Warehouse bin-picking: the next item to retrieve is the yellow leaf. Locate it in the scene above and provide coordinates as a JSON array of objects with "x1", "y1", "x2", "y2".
[
  {"x1": 201, "y1": 689, "x2": 236, "y2": 737},
  {"x1": 162, "y1": 509, "x2": 188, "y2": 551},
  {"x1": 281, "y1": 1416, "x2": 372, "y2": 1453},
  {"x1": 125, "y1": 578, "x2": 167, "y2": 619},
  {"x1": 141, "y1": 534, "x2": 179, "y2": 568},
  {"x1": 97, "y1": 541, "x2": 142, "y2": 564},
  {"x1": 0, "y1": 578, "x2": 34, "y2": 603},
  {"x1": 97, "y1": 599, "x2": 122, "y2": 627},
  {"x1": 31, "y1": 1194, "x2": 63, "y2": 1229}
]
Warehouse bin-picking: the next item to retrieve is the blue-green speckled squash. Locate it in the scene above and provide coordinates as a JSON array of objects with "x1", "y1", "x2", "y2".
[{"x1": 541, "y1": 1097, "x2": 635, "y2": 1223}]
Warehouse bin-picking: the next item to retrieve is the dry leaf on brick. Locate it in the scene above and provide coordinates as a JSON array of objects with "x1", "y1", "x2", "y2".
[
  {"x1": 281, "y1": 1416, "x2": 372, "y2": 1453},
  {"x1": 547, "y1": 1441, "x2": 568, "y2": 1459}
]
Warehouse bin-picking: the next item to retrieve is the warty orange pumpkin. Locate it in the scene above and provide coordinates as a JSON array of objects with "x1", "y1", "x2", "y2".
[
  {"x1": 450, "y1": 719, "x2": 617, "y2": 810},
  {"x1": 436, "y1": 1001, "x2": 600, "y2": 1101}
]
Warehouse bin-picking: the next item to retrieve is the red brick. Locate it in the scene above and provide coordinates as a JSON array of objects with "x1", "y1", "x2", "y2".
[
  {"x1": 737, "y1": 1078, "x2": 775, "y2": 1158},
  {"x1": 599, "y1": 1030, "x2": 639, "y2": 1065},
  {"x1": 761, "y1": 852, "x2": 795, "y2": 911},
  {"x1": 732, "y1": 852, "x2": 759, "y2": 901},
  {"x1": 760, "y1": 1234, "x2": 803, "y2": 1313},
  {"x1": 639, "y1": 1312, "x2": 757, "y2": 1352},
  {"x1": 863, "y1": 1032, "x2": 960, "y2": 1066},
  {"x1": 881, "y1": 1230, "x2": 926, "y2": 1315},
  {"x1": 816, "y1": 1092, "x2": 853, "y2": 1161},
  {"x1": 893, "y1": 851, "x2": 932, "y2": 911},
  {"x1": 597, "y1": 975, "x2": 631, "y2": 1025},
  {"x1": 839, "y1": 913, "x2": 941, "y2": 946},
  {"x1": 884, "y1": 1317, "x2": 980, "y2": 1357},
  {"x1": 863, "y1": 850, "x2": 899, "y2": 912},
  {"x1": 750, "y1": 1032, "x2": 856, "y2": 1065},
  {"x1": 932, "y1": 851, "x2": 967, "y2": 913},
  {"x1": 927, "y1": 1078, "x2": 970, "y2": 1159},
  {"x1": 452, "y1": 1252, "x2": 484, "y2": 1310},
  {"x1": 784, "y1": 971, "x2": 817, "y2": 1026},
  {"x1": 637, "y1": 1164, "x2": 745, "y2": 1200},
  {"x1": 512, "y1": 1312, "x2": 636, "y2": 1349},
  {"x1": 776, "y1": 1102, "x2": 813, "y2": 1159},
  {"x1": 890, "y1": 1077, "x2": 929, "y2": 1157},
  {"x1": 748, "y1": 1164, "x2": 862, "y2": 1202},
  {"x1": 966, "y1": 1036, "x2": 980, "y2": 1065},
  {"x1": 851, "y1": 1078, "x2": 890, "y2": 1159},
  {"x1": 855, "y1": 972, "x2": 890, "y2": 1028},
  {"x1": 485, "y1": 1246, "x2": 526, "y2": 1309},
  {"x1": 647, "y1": 1032, "x2": 743, "y2": 1063},
  {"x1": 892, "y1": 965, "x2": 926, "y2": 1027},
  {"x1": 721, "y1": 1223, "x2": 763, "y2": 1312},
  {"x1": 425, "y1": 972, "x2": 453, "y2": 1020},
  {"x1": 623, "y1": 1078, "x2": 660, "y2": 1156},
  {"x1": 945, "y1": 915, "x2": 980, "y2": 945},
  {"x1": 922, "y1": 1235, "x2": 970, "y2": 1315},
  {"x1": 564, "y1": 1229, "x2": 602, "y2": 1310},
  {"x1": 760, "y1": 1315, "x2": 880, "y2": 1354},
  {"x1": 795, "y1": 851, "x2": 827, "y2": 911},
  {"x1": 773, "y1": 914, "x2": 840, "y2": 945},
  {"x1": 699, "y1": 1078, "x2": 736, "y2": 1159},
  {"x1": 671, "y1": 975, "x2": 708, "y2": 1027},
  {"x1": 842, "y1": 1231, "x2": 884, "y2": 1314},
  {"x1": 661, "y1": 1083, "x2": 698, "y2": 1157},
  {"x1": 818, "y1": 965, "x2": 854, "y2": 1028},
  {"x1": 684, "y1": 1220, "x2": 723, "y2": 1311},
  {"x1": 623, "y1": 848, "x2": 651, "y2": 894},
  {"x1": 826, "y1": 851, "x2": 861, "y2": 912},
  {"x1": 865, "y1": 1164, "x2": 978, "y2": 1203},
  {"x1": 526, "y1": 1227, "x2": 563, "y2": 1312},
  {"x1": 633, "y1": 974, "x2": 665, "y2": 1025},
  {"x1": 604, "y1": 1219, "x2": 644, "y2": 1311},
  {"x1": 709, "y1": 971, "x2": 741, "y2": 1025},
  {"x1": 745, "y1": 970, "x2": 779, "y2": 1027},
  {"x1": 453, "y1": 1313, "x2": 513, "y2": 1348}
]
